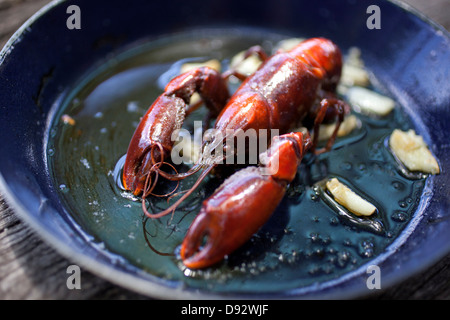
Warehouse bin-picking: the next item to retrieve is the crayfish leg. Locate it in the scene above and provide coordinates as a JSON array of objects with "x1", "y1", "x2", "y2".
[
  {"x1": 223, "y1": 45, "x2": 270, "y2": 81},
  {"x1": 311, "y1": 97, "x2": 350, "y2": 154}
]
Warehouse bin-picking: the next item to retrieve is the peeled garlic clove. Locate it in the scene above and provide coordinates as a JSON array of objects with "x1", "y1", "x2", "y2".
[
  {"x1": 326, "y1": 178, "x2": 376, "y2": 217},
  {"x1": 345, "y1": 47, "x2": 365, "y2": 68},
  {"x1": 389, "y1": 129, "x2": 440, "y2": 175},
  {"x1": 346, "y1": 86, "x2": 395, "y2": 116},
  {"x1": 230, "y1": 50, "x2": 263, "y2": 76},
  {"x1": 180, "y1": 59, "x2": 221, "y2": 74},
  {"x1": 340, "y1": 46, "x2": 370, "y2": 87},
  {"x1": 61, "y1": 114, "x2": 76, "y2": 126},
  {"x1": 273, "y1": 38, "x2": 305, "y2": 53},
  {"x1": 318, "y1": 115, "x2": 360, "y2": 141},
  {"x1": 178, "y1": 60, "x2": 221, "y2": 106},
  {"x1": 340, "y1": 64, "x2": 370, "y2": 87}
]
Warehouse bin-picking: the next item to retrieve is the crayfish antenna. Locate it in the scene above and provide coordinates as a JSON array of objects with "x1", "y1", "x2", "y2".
[
  {"x1": 155, "y1": 129, "x2": 229, "y2": 183},
  {"x1": 141, "y1": 128, "x2": 230, "y2": 219},
  {"x1": 142, "y1": 164, "x2": 215, "y2": 220},
  {"x1": 156, "y1": 161, "x2": 204, "y2": 181}
]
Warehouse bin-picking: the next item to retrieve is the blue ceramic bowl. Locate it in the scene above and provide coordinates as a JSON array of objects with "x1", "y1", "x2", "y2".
[{"x1": 0, "y1": 0, "x2": 449, "y2": 299}]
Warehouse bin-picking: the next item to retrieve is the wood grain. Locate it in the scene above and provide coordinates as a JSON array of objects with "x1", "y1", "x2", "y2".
[
  {"x1": 0, "y1": 0, "x2": 449, "y2": 300},
  {"x1": 0, "y1": 0, "x2": 53, "y2": 48},
  {"x1": 404, "y1": 0, "x2": 450, "y2": 30}
]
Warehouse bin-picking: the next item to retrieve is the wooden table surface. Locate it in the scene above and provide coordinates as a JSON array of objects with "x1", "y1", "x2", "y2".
[{"x1": 0, "y1": 0, "x2": 449, "y2": 300}]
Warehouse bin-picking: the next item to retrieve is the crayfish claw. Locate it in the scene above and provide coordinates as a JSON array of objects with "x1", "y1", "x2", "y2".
[{"x1": 180, "y1": 211, "x2": 224, "y2": 269}]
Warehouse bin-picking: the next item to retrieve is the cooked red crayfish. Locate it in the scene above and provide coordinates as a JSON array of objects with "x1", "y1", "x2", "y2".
[{"x1": 122, "y1": 37, "x2": 349, "y2": 269}]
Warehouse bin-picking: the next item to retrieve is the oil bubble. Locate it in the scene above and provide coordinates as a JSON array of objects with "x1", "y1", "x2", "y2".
[
  {"x1": 50, "y1": 128, "x2": 57, "y2": 138},
  {"x1": 127, "y1": 101, "x2": 139, "y2": 113},
  {"x1": 80, "y1": 158, "x2": 91, "y2": 169},
  {"x1": 358, "y1": 163, "x2": 367, "y2": 173},
  {"x1": 391, "y1": 211, "x2": 407, "y2": 222},
  {"x1": 336, "y1": 251, "x2": 351, "y2": 268},
  {"x1": 310, "y1": 232, "x2": 320, "y2": 242},
  {"x1": 329, "y1": 217, "x2": 339, "y2": 226},
  {"x1": 322, "y1": 264, "x2": 334, "y2": 274},
  {"x1": 59, "y1": 184, "x2": 69, "y2": 193},
  {"x1": 327, "y1": 247, "x2": 337, "y2": 254},
  {"x1": 308, "y1": 265, "x2": 321, "y2": 275},
  {"x1": 343, "y1": 239, "x2": 353, "y2": 247},
  {"x1": 359, "y1": 240, "x2": 375, "y2": 258},
  {"x1": 339, "y1": 162, "x2": 352, "y2": 171},
  {"x1": 391, "y1": 181, "x2": 405, "y2": 191},
  {"x1": 322, "y1": 235, "x2": 331, "y2": 245}
]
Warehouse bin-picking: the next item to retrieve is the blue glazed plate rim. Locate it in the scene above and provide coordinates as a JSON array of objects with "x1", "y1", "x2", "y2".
[{"x1": 0, "y1": 0, "x2": 449, "y2": 299}]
